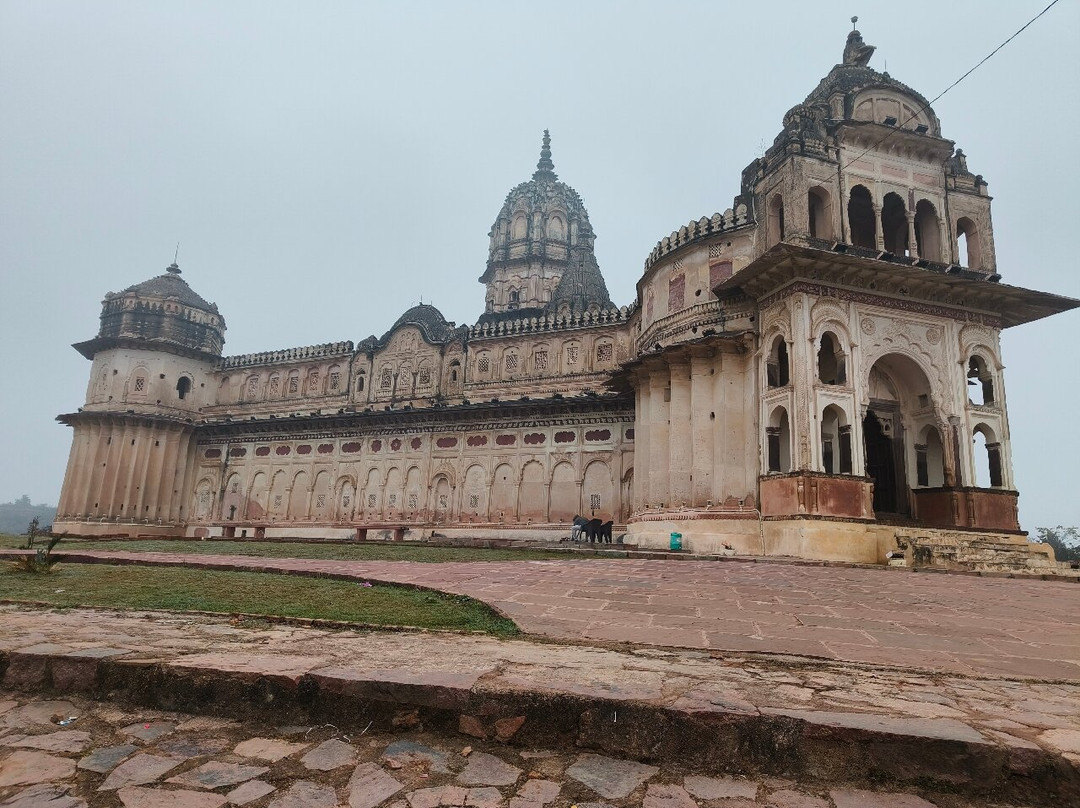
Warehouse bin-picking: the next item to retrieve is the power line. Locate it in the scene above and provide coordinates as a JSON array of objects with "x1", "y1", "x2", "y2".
[{"x1": 840, "y1": 0, "x2": 1063, "y2": 171}]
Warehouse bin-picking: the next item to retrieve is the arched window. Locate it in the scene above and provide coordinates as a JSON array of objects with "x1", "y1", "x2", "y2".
[
  {"x1": 967, "y1": 355, "x2": 995, "y2": 405},
  {"x1": 476, "y1": 354, "x2": 490, "y2": 376},
  {"x1": 245, "y1": 375, "x2": 259, "y2": 401},
  {"x1": 356, "y1": 371, "x2": 366, "y2": 393},
  {"x1": 176, "y1": 376, "x2": 192, "y2": 401},
  {"x1": 768, "y1": 194, "x2": 785, "y2": 245},
  {"x1": 973, "y1": 424, "x2": 1003, "y2": 488},
  {"x1": 817, "y1": 332, "x2": 846, "y2": 385},
  {"x1": 956, "y1": 217, "x2": 981, "y2": 269},
  {"x1": 881, "y1": 192, "x2": 908, "y2": 255},
  {"x1": 848, "y1": 185, "x2": 875, "y2": 249},
  {"x1": 512, "y1": 214, "x2": 527, "y2": 239},
  {"x1": 766, "y1": 336, "x2": 789, "y2": 388},
  {"x1": 914, "y1": 200, "x2": 941, "y2": 262},
  {"x1": 808, "y1": 187, "x2": 833, "y2": 239},
  {"x1": 508, "y1": 289, "x2": 519, "y2": 310},
  {"x1": 820, "y1": 405, "x2": 852, "y2": 474},
  {"x1": 268, "y1": 374, "x2": 281, "y2": 398},
  {"x1": 547, "y1": 215, "x2": 565, "y2": 240},
  {"x1": 767, "y1": 407, "x2": 791, "y2": 473},
  {"x1": 380, "y1": 367, "x2": 393, "y2": 390},
  {"x1": 916, "y1": 425, "x2": 945, "y2": 487},
  {"x1": 286, "y1": 372, "x2": 299, "y2": 396}
]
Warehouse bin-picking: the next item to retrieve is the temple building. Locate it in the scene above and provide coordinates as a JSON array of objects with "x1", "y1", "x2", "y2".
[{"x1": 54, "y1": 29, "x2": 1077, "y2": 568}]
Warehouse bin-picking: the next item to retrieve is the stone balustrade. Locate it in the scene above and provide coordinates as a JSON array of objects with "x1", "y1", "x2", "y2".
[
  {"x1": 643, "y1": 205, "x2": 754, "y2": 272},
  {"x1": 221, "y1": 341, "x2": 355, "y2": 369}
]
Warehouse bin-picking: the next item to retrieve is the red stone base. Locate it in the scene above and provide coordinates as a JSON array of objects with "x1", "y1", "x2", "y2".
[
  {"x1": 759, "y1": 473, "x2": 873, "y2": 519},
  {"x1": 912, "y1": 487, "x2": 1020, "y2": 532}
]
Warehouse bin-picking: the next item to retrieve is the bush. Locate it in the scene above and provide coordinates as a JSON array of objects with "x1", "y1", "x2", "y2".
[{"x1": 1033, "y1": 526, "x2": 1080, "y2": 563}]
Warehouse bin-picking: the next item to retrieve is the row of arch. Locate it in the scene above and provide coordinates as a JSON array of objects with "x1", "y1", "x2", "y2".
[
  {"x1": 766, "y1": 331, "x2": 997, "y2": 409},
  {"x1": 766, "y1": 404, "x2": 1002, "y2": 489},
  {"x1": 767, "y1": 185, "x2": 983, "y2": 268},
  {"x1": 202, "y1": 458, "x2": 630, "y2": 525},
  {"x1": 225, "y1": 364, "x2": 345, "y2": 404}
]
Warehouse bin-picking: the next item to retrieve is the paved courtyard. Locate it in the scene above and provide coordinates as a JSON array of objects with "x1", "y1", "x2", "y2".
[{"x1": 24, "y1": 549, "x2": 1080, "y2": 680}]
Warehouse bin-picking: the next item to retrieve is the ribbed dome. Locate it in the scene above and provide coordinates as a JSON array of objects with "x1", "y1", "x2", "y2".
[
  {"x1": 480, "y1": 131, "x2": 596, "y2": 285},
  {"x1": 381, "y1": 303, "x2": 457, "y2": 345},
  {"x1": 118, "y1": 263, "x2": 215, "y2": 310}
]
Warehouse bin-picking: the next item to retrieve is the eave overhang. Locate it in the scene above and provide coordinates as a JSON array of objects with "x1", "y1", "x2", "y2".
[
  {"x1": 72, "y1": 336, "x2": 222, "y2": 363},
  {"x1": 713, "y1": 240, "x2": 1079, "y2": 329}
]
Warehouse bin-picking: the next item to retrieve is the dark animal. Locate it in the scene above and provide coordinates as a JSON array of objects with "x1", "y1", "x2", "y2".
[
  {"x1": 600, "y1": 521, "x2": 613, "y2": 543},
  {"x1": 583, "y1": 518, "x2": 603, "y2": 542}
]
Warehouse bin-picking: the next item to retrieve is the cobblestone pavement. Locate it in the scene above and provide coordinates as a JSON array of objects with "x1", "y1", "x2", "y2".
[
  {"x1": 0, "y1": 691, "x2": 1037, "y2": 808},
  {"x1": 2, "y1": 608, "x2": 1079, "y2": 766},
  {"x1": 18, "y1": 550, "x2": 1080, "y2": 680}
]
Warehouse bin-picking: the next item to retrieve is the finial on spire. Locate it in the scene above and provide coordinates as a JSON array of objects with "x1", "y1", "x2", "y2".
[
  {"x1": 851, "y1": 15, "x2": 858, "y2": 30},
  {"x1": 533, "y1": 129, "x2": 557, "y2": 180},
  {"x1": 167, "y1": 242, "x2": 181, "y2": 274}
]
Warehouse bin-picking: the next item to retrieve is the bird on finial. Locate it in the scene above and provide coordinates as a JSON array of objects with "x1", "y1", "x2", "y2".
[
  {"x1": 843, "y1": 19, "x2": 875, "y2": 66},
  {"x1": 533, "y1": 129, "x2": 557, "y2": 180}
]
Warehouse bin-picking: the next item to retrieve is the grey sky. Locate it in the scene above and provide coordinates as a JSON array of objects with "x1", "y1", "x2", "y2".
[{"x1": 2, "y1": 1, "x2": 1077, "y2": 528}]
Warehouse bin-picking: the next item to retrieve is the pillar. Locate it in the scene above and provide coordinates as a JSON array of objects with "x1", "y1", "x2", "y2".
[
  {"x1": 647, "y1": 361, "x2": 670, "y2": 507},
  {"x1": 668, "y1": 358, "x2": 692, "y2": 507},
  {"x1": 690, "y1": 348, "x2": 715, "y2": 505}
]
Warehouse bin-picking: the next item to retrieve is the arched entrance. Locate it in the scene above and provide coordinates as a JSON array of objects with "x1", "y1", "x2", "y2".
[{"x1": 864, "y1": 353, "x2": 935, "y2": 517}]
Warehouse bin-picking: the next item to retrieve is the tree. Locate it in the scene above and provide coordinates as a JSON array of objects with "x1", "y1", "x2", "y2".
[{"x1": 1033, "y1": 526, "x2": 1080, "y2": 563}]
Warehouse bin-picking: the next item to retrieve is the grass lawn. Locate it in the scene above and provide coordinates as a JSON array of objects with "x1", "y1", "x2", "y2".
[
  {"x1": 0, "y1": 563, "x2": 519, "y2": 635},
  {"x1": 0, "y1": 534, "x2": 575, "y2": 562}
]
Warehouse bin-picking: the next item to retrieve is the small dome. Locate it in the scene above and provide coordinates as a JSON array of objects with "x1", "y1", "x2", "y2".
[
  {"x1": 117, "y1": 262, "x2": 216, "y2": 311},
  {"x1": 381, "y1": 303, "x2": 457, "y2": 345},
  {"x1": 88, "y1": 262, "x2": 226, "y2": 357},
  {"x1": 801, "y1": 28, "x2": 940, "y2": 136}
]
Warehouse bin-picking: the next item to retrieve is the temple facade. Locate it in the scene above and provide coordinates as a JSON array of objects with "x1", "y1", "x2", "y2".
[{"x1": 54, "y1": 30, "x2": 1077, "y2": 567}]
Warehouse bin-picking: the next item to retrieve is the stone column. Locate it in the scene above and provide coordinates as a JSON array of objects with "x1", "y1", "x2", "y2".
[
  {"x1": 57, "y1": 425, "x2": 89, "y2": 517},
  {"x1": 142, "y1": 430, "x2": 167, "y2": 521},
  {"x1": 102, "y1": 421, "x2": 129, "y2": 518},
  {"x1": 690, "y1": 347, "x2": 715, "y2": 505},
  {"x1": 647, "y1": 359, "x2": 670, "y2": 507},
  {"x1": 129, "y1": 425, "x2": 154, "y2": 522},
  {"x1": 634, "y1": 370, "x2": 651, "y2": 511},
  {"x1": 873, "y1": 204, "x2": 884, "y2": 251},
  {"x1": 77, "y1": 422, "x2": 106, "y2": 516},
  {"x1": 158, "y1": 429, "x2": 183, "y2": 524},
  {"x1": 668, "y1": 357, "x2": 692, "y2": 507},
  {"x1": 906, "y1": 212, "x2": 919, "y2": 259}
]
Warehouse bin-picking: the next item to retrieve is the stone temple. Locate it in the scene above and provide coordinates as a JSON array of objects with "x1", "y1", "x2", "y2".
[{"x1": 54, "y1": 29, "x2": 1078, "y2": 568}]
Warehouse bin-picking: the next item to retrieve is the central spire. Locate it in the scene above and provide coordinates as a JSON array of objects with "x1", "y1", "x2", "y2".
[{"x1": 533, "y1": 129, "x2": 557, "y2": 180}]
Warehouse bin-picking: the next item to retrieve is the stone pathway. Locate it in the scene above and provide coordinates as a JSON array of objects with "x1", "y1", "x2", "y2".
[
  {"x1": 2, "y1": 607, "x2": 1078, "y2": 768},
  {"x1": 0, "y1": 691, "x2": 1034, "y2": 807},
  {"x1": 11, "y1": 549, "x2": 1079, "y2": 680}
]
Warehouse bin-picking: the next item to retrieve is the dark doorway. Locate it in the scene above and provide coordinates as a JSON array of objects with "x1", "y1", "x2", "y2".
[{"x1": 863, "y1": 408, "x2": 908, "y2": 515}]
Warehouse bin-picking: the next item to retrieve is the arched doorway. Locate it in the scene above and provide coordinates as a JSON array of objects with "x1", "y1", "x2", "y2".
[
  {"x1": 864, "y1": 354, "x2": 935, "y2": 517},
  {"x1": 863, "y1": 410, "x2": 901, "y2": 513}
]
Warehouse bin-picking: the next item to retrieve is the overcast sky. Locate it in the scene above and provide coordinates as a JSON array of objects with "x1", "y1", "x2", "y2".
[{"x1": 1, "y1": 1, "x2": 1077, "y2": 529}]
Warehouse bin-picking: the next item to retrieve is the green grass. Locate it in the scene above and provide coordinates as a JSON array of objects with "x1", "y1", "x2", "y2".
[
  {"x1": 0, "y1": 536, "x2": 575, "y2": 563},
  {"x1": 0, "y1": 563, "x2": 519, "y2": 635}
]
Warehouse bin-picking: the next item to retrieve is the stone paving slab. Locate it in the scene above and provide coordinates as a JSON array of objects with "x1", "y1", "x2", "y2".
[
  {"x1": 0, "y1": 690, "x2": 1070, "y2": 808},
  {"x1": 9, "y1": 549, "x2": 1079, "y2": 679}
]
